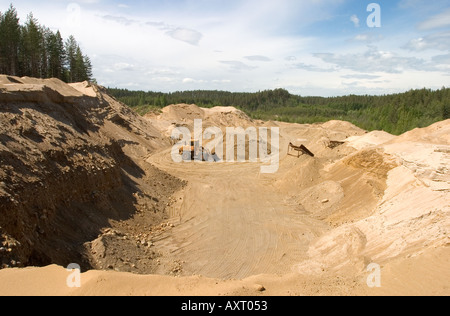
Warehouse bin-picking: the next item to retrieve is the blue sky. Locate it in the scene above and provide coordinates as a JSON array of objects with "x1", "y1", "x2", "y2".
[{"x1": 2, "y1": 0, "x2": 450, "y2": 96}]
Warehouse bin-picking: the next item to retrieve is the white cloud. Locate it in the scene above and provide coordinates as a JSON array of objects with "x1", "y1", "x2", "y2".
[
  {"x1": 166, "y1": 28, "x2": 203, "y2": 46},
  {"x1": 291, "y1": 62, "x2": 338, "y2": 73},
  {"x1": 182, "y1": 78, "x2": 206, "y2": 84},
  {"x1": 146, "y1": 69, "x2": 180, "y2": 76},
  {"x1": 99, "y1": 15, "x2": 203, "y2": 46},
  {"x1": 350, "y1": 15, "x2": 360, "y2": 28},
  {"x1": 352, "y1": 33, "x2": 383, "y2": 43},
  {"x1": 314, "y1": 46, "x2": 437, "y2": 74},
  {"x1": 418, "y1": 8, "x2": 450, "y2": 30},
  {"x1": 114, "y1": 62, "x2": 135, "y2": 71},
  {"x1": 403, "y1": 31, "x2": 450, "y2": 51},
  {"x1": 341, "y1": 74, "x2": 381, "y2": 80},
  {"x1": 151, "y1": 77, "x2": 175, "y2": 83},
  {"x1": 244, "y1": 55, "x2": 272, "y2": 62},
  {"x1": 354, "y1": 34, "x2": 369, "y2": 41},
  {"x1": 182, "y1": 78, "x2": 195, "y2": 83},
  {"x1": 219, "y1": 61, "x2": 258, "y2": 72},
  {"x1": 101, "y1": 15, "x2": 137, "y2": 26},
  {"x1": 433, "y1": 54, "x2": 450, "y2": 63},
  {"x1": 212, "y1": 79, "x2": 232, "y2": 83}
]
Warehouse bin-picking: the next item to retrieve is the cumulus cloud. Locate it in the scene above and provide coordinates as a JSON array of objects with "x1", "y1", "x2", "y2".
[
  {"x1": 145, "y1": 21, "x2": 203, "y2": 46},
  {"x1": 151, "y1": 77, "x2": 174, "y2": 82},
  {"x1": 114, "y1": 62, "x2": 135, "y2": 71},
  {"x1": 352, "y1": 33, "x2": 384, "y2": 43},
  {"x1": 350, "y1": 15, "x2": 360, "y2": 28},
  {"x1": 432, "y1": 54, "x2": 450, "y2": 65},
  {"x1": 403, "y1": 31, "x2": 450, "y2": 51},
  {"x1": 101, "y1": 15, "x2": 138, "y2": 26},
  {"x1": 291, "y1": 62, "x2": 338, "y2": 73},
  {"x1": 219, "y1": 61, "x2": 257, "y2": 71},
  {"x1": 182, "y1": 78, "x2": 206, "y2": 84},
  {"x1": 417, "y1": 8, "x2": 450, "y2": 30},
  {"x1": 100, "y1": 15, "x2": 203, "y2": 46},
  {"x1": 166, "y1": 28, "x2": 203, "y2": 46},
  {"x1": 146, "y1": 69, "x2": 180, "y2": 76},
  {"x1": 341, "y1": 74, "x2": 381, "y2": 80},
  {"x1": 314, "y1": 46, "x2": 437, "y2": 74},
  {"x1": 212, "y1": 79, "x2": 232, "y2": 83},
  {"x1": 244, "y1": 55, "x2": 272, "y2": 62}
]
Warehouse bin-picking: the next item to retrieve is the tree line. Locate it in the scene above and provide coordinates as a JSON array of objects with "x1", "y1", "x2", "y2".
[
  {"x1": 107, "y1": 87, "x2": 450, "y2": 135},
  {"x1": 0, "y1": 4, "x2": 93, "y2": 82}
]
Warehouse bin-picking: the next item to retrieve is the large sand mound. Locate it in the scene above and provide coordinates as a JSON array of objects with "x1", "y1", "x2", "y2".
[
  {"x1": 294, "y1": 122, "x2": 450, "y2": 278},
  {"x1": 392, "y1": 119, "x2": 450, "y2": 145},
  {"x1": 0, "y1": 76, "x2": 184, "y2": 274},
  {"x1": 346, "y1": 131, "x2": 397, "y2": 150},
  {"x1": 145, "y1": 103, "x2": 254, "y2": 138}
]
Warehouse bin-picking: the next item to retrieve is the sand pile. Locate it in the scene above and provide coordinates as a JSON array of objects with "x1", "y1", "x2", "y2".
[
  {"x1": 346, "y1": 131, "x2": 397, "y2": 150},
  {"x1": 157, "y1": 103, "x2": 206, "y2": 123},
  {"x1": 0, "y1": 75, "x2": 184, "y2": 273},
  {"x1": 145, "y1": 103, "x2": 254, "y2": 137},
  {"x1": 293, "y1": 121, "x2": 450, "y2": 278},
  {"x1": 145, "y1": 103, "x2": 268, "y2": 160},
  {"x1": 392, "y1": 119, "x2": 450, "y2": 145}
]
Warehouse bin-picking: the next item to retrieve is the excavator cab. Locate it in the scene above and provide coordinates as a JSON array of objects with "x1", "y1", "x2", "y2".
[
  {"x1": 179, "y1": 139, "x2": 218, "y2": 162},
  {"x1": 179, "y1": 139, "x2": 209, "y2": 161}
]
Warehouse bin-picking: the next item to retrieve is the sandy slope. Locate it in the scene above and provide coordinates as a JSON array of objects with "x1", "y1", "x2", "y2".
[
  {"x1": 0, "y1": 83, "x2": 449, "y2": 296},
  {"x1": 0, "y1": 76, "x2": 183, "y2": 273},
  {"x1": 0, "y1": 245, "x2": 448, "y2": 296}
]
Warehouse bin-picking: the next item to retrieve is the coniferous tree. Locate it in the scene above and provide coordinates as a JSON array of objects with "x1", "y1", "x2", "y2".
[
  {"x1": 83, "y1": 55, "x2": 93, "y2": 81},
  {"x1": 20, "y1": 13, "x2": 44, "y2": 77},
  {"x1": 444, "y1": 103, "x2": 450, "y2": 120},
  {"x1": 46, "y1": 30, "x2": 65, "y2": 80},
  {"x1": 73, "y1": 45, "x2": 85, "y2": 82},
  {"x1": 0, "y1": 5, "x2": 94, "y2": 82},
  {"x1": 64, "y1": 35, "x2": 78, "y2": 82},
  {"x1": 0, "y1": 5, "x2": 20, "y2": 75}
]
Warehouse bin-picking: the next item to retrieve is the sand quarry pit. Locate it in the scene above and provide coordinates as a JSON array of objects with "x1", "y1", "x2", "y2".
[{"x1": 0, "y1": 76, "x2": 449, "y2": 296}]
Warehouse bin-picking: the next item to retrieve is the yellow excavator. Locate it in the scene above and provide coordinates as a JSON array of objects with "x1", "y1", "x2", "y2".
[{"x1": 179, "y1": 139, "x2": 217, "y2": 162}]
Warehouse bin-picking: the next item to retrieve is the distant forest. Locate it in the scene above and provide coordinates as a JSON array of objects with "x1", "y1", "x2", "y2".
[
  {"x1": 107, "y1": 87, "x2": 450, "y2": 135},
  {"x1": 0, "y1": 5, "x2": 93, "y2": 82}
]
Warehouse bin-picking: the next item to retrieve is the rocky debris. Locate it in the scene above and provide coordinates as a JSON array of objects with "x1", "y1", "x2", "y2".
[
  {"x1": 0, "y1": 227, "x2": 22, "y2": 268},
  {"x1": 169, "y1": 260, "x2": 184, "y2": 276},
  {"x1": 84, "y1": 217, "x2": 180, "y2": 274}
]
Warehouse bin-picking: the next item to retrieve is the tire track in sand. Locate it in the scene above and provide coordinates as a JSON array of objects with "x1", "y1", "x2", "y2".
[{"x1": 148, "y1": 149, "x2": 328, "y2": 279}]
